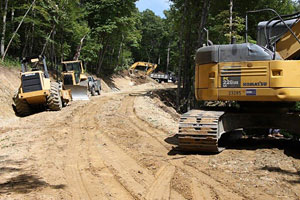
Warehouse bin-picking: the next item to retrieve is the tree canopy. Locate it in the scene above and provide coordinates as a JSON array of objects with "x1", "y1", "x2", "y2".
[{"x1": 1, "y1": 0, "x2": 299, "y2": 108}]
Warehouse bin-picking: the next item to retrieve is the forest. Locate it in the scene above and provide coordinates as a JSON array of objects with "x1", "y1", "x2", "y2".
[{"x1": 0, "y1": 0, "x2": 299, "y2": 110}]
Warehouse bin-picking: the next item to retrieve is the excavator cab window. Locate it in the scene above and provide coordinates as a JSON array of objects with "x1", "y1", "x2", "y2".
[{"x1": 135, "y1": 65, "x2": 148, "y2": 72}]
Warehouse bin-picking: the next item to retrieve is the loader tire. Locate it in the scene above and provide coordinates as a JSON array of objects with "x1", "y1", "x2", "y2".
[
  {"x1": 13, "y1": 91, "x2": 31, "y2": 117},
  {"x1": 47, "y1": 82, "x2": 62, "y2": 111}
]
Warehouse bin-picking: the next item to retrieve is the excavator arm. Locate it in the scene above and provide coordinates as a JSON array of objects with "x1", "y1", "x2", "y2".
[
  {"x1": 276, "y1": 19, "x2": 300, "y2": 60},
  {"x1": 129, "y1": 62, "x2": 158, "y2": 76}
]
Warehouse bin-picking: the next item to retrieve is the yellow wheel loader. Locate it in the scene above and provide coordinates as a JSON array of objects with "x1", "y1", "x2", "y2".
[
  {"x1": 61, "y1": 60, "x2": 101, "y2": 100},
  {"x1": 177, "y1": 10, "x2": 300, "y2": 152},
  {"x1": 13, "y1": 56, "x2": 71, "y2": 117},
  {"x1": 128, "y1": 62, "x2": 158, "y2": 77}
]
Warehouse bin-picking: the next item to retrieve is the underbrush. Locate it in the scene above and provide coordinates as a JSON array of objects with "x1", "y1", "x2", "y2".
[{"x1": 0, "y1": 56, "x2": 20, "y2": 69}]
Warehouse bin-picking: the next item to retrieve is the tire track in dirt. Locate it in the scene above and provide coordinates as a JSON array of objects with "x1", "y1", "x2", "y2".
[
  {"x1": 93, "y1": 94, "x2": 185, "y2": 199},
  {"x1": 86, "y1": 130, "x2": 135, "y2": 200},
  {"x1": 129, "y1": 95, "x2": 277, "y2": 200},
  {"x1": 61, "y1": 106, "x2": 105, "y2": 200},
  {"x1": 192, "y1": 178, "x2": 217, "y2": 200},
  {"x1": 82, "y1": 100, "x2": 136, "y2": 200},
  {"x1": 118, "y1": 95, "x2": 246, "y2": 200},
  {"x1": 63, "y1": 128, "x2": 94, "y2": 200},
  {"x1": 145, "y1": 164, "x2": 175, "y2": 200},
  {"x1": 62, "y1": 97, "x2": 136, "y2": 200}
]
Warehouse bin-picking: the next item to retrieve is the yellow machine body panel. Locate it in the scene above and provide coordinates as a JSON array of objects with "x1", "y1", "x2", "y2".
[
  {"x1": 276, "y1": 20, "x2": 300, "y2": 60},
  {"x1": 60, "y1": 89, "x2": 72, "y2": 103},
  {"x1": 195, "y1": 60, "x2": 300, "y2": 102},
  {"x1": 129, "y1": 62, "x2": 158, "y2": 76},
  {"x1": 18, "y1": 71, "x2": 51, "y2": 104}
]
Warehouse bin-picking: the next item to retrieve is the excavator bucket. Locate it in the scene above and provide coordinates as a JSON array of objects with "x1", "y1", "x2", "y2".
[{"x1": 64, "y1": 85, "x2": 89, "y2": 101}]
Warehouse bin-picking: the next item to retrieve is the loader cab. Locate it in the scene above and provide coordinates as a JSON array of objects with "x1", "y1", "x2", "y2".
[
  {"x1": 18, "y1": 56, "x2": 51, "y2": 104},
  {"x1": 21, "y1": 56, "x2": 49, "y2": 78},
  {"x1": 61, "y1": 60, "x2": 87, "y2": 86},
  {"x1": 62, "y1": 62, "x2": 82, "y2": 84}
]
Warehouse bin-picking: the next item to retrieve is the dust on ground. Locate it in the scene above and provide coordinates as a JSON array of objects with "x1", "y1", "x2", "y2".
[{"x1": 1, "y1": 66, "x2": 300, "y2": 199}]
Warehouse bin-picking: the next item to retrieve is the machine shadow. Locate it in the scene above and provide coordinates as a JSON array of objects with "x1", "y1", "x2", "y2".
[
  {"x1": 165, "y1": 134, "x2": 300, "y2": 159},
  {"x1": 0, "y1": 173, "x2": 65, "y2": 194},
  {"x1": 227, "y1": 137, "x2": 300, "y2": 159},
  {"x1": 260, "y1": 166, "x2": 300, "y2": 184},
  {"x1": 12, "y1": 104, "x2": 46, "y2": 117},
  {"x1": 101, "y1": 75, "x2": 120, "y2": 91}
]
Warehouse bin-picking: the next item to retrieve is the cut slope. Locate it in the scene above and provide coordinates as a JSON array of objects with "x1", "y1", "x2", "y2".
[{"x1": 0, "y1": 66, "x2": 20, "y2": 120}]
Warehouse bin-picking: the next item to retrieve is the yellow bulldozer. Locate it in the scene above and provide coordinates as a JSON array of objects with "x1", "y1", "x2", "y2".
[
  {"x1": 177, "y1": 10, "x2": 300, "y2": 152},
  {"x1": 13, "y1": 56, "x2": 71, "y2": 117},
  {"x1": 128, "y1": 61, "x2": 158, "y2": 77},
  {"x1": 61, "y1": 60, "x2": 101, "y2": 100}
]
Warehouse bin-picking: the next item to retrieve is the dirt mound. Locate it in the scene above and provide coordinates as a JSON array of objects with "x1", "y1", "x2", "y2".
[
  {"x1": 0, "y1": 66, "x2": 20, "y2": 120},
  {"x1": 102, "y1": 70, "x2": 159, "y2": 92}
]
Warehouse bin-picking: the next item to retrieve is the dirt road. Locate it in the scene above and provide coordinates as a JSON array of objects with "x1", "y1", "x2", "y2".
[{"x1": 1, "y1": 79, "x2": 300, "y2": 199}]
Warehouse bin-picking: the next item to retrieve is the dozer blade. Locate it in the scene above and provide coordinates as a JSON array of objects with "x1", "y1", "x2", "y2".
[{"x1": 64, "y1": 85, "x2": 89, "y2": 101}]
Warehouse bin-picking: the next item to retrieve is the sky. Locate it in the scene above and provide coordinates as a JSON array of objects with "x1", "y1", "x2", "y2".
[{"x1": 136, "y1": 0, "x2": 170, "y2": 18}]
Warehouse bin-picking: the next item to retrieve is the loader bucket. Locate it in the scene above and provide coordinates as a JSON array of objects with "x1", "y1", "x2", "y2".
[{"x1": 64, "y1": 85, "x2": 89, "y2": 101}]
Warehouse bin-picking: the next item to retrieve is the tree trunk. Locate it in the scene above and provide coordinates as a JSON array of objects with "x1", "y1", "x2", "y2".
[
  {"x1": 1, "y1": 0, "x2": 8, "y2": 57},
  {"x1": 2, "y1": 0, "x2": 36, "y2": 61},
  {"x1": 117, "y1": 34, "x2": 124, "y2": 65},
  {"x1": 51, "y1": 29, "x2": 55, "y2": 70},
  {"x1": 229, "y1": 0, "x2": 233, "y2": 40},
  {"x1": 29, "y1": 9, "x2": 35, "y2": 56},
  {"x1": 166, "y1": 42, "x2": 170, "y2": 73},
  {"x1": 11, "y1": 8, "x2": 14, "y2": 22},
  {"x1": 96, "y1": 39, "x2": 109, "y2": 75},
  {"x1": 41, "y1": 24, "x2": 56, "y2": 56},
  {"x1": 176, "y1": 0, "x2": 188, "y2": 111},
  {"x1": 73, "y1": 34, "x2": 87, "y2": 60},
  {"x1": 197, "y1": 0, "x2": 211, "y2": 48},
  {"x1": 158, "y1": 54, "x2": 160, "y2": 65},
  {"x1": 110, "y1": 47, "x2": 115, "y2": 67},
  {"x1": 22, "y1": 28, "x2": 29, "y2": 57}
]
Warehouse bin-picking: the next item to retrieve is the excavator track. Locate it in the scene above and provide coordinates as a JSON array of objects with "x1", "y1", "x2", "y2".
[{"x1": 178, "y1": 110, "x2": 225, "y2": 153}]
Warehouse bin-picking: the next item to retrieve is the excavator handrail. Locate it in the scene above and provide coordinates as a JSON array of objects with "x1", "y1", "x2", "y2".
[
  {"x1": 245, "y1": 8, "x2": 300, "y2": 59},
  {"x1": 265, "y1": 12, "x2": 300, "y2": 49}
]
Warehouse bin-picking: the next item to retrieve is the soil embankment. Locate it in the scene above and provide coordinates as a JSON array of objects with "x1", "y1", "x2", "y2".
[{"x1": 0, "y1": 66, "x2": 20, "y2": 121}]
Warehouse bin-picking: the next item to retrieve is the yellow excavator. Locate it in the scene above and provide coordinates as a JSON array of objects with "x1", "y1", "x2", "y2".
[
  {"x1": 128, "y1": 61, "x2": 158, "y2": 76},
  {"x1": 13, "y1": 56, "x2": 71, "y2": 117},
  {"x1": 178, "y1": 10, "x2": 300, "y2": 152}
]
